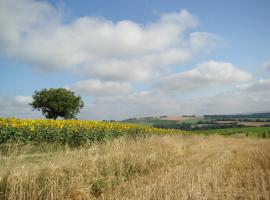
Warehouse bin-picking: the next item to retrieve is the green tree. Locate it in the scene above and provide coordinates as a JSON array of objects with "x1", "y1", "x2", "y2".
[{"x1": 30, "y1": 88, "x2": 84, "y2": 119}]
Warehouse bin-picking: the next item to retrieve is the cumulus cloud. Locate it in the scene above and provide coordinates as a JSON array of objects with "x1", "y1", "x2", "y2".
[
  {"x1": 72, "y1": 79, "x2": 131, "y2": 96},
  {"x1": 1, "y1": 79, "x2": 269, "y2": 120},
  {"x1": 77, "y1": 79, "x2": 270, "y2": 120},
  {"x1": 189, "y1": 32, "x2": 219, "y2": 52},
  {"x1": 261, "y1": 60, "x2": 270, "y2": 71},
  {"x1": 0, "y1": 96, "x2": 42, "y2": 118},
  {"x1": 78, "y1": 91, "x2": 185, "y2": 120},
  {"x1": 158, "y1": 61, "x2": 252, "y2": 92},
  {"x1": 197, "y1": 79, "x2": 270, "y2": 114},
  {"x1": 2, "y1": 0, "x2": 265, "y2": 120},
  {"x1": 0, "y1": 0, "x2": 218, "y2": 81},
  {"x1": 14, "y1": 95, "x2": 33, "y2": 104}
]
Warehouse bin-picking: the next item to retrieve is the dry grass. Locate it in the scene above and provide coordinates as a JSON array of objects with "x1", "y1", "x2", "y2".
[{"x1": 0, "y1": 135, "x2": 269, "y2": 200}]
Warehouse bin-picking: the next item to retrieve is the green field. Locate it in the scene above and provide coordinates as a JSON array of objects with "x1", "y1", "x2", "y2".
[
  {"x1": 122, "y1": 118, "x2": 270, "y2": 138},
  {"x1": 122, "y1": 118, "x2": 180, "y2": 126},
  {"x1": 192, "y1": 126, "x2": 270, "y2": 137},
  {"x1": 122, "y1": 114, "x2": 270, "y2": 133},
  {"x1": 1, "y1": 118, "x2": 270, "y2": 199}
]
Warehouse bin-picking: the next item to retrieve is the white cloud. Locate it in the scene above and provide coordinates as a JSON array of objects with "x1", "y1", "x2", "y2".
[
  {"x1": 2, "y1": 0, "x2": 266, "y2": 120},
  {"x1": 79, "y1": 48, "x2": 193, "y2": 81},
  {"x1": 158, "y1": 61, "x2": 252, "y2": 92},
  {"x1": 72, "y1": 79, "x2": 131, "y2": 96},
  {"x1": 189, "y1": 32, "x2": 219, "y2": 52},
  {"x1": 197, "y1": 79, "x2": 270, "y2": 114},
  {"x1": 0, "y1": 0, "x2": 218, "y2": 81},
  {"x1": 261, "y1": 60, "x2": 270, "y2": 71},
  {"x1": 0, "y1": 96, "x2": 42, "y2": 118},
  {"x1": 78, "y1": 79, "x2": 270, "y2": 120},
  {"x1": 235, "y1": 79, "x2": 270, "y2": 94},
  {"x1": 1, "y1": 79, "x2": 269, "y2": 120},
  {"x1": 78, "y1": 91, "x2": 185, "y2": 120},
  {"x1": 14, "y1": 95, "x2": 32, "y2": 104}
]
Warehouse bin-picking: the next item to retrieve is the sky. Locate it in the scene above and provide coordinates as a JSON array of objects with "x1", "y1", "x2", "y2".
[{"x1": 0, "y1": 0, "x2": 270, "y2": 120}]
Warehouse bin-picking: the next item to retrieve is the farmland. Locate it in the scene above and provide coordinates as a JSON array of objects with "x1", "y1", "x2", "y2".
[
  {"x1": 0, "y1": 118, "x2": 186, "y2": 146},
  {"x1": 193, "y1": 126, "x2": 270, "y2": 137},
  {"x1": 0, "y1": 134, "x2": 269, "y2": 199},
  {"x1": 122, "y1": 113, "x2": 270, "y2": 132},
  {"x1": 1, "y1": 0, "x2": 269, "y2": 199},
  {"x1": 0, "y1": 118, "x2": 270, "y2": 199}
]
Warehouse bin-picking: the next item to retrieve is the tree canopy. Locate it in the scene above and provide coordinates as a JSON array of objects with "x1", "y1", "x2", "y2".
[{"x1": 30, "y1": 88, "x2": 84, "y2": 119}]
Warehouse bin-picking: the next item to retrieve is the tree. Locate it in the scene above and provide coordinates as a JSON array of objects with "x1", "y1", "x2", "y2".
[{"x1": 30, "y1": 88, "x2": 84, "y2": 119}]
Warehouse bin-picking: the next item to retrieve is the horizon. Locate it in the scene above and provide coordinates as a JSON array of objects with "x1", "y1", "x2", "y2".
[{"x1": 0, "y1": 0, "x2": 270, "y2": 120}]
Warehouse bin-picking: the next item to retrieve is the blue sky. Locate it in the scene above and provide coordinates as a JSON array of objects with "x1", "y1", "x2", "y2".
[{"x1": 0, "y1": 0, "x2": 270, "y2": 120}]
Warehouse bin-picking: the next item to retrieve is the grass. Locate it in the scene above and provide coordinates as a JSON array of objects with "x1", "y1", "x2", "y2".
[
  {"x1": 193, "y1": 126, "x2": 270, "y2": 137},
  {"x1": 0, "y1": 135, "x2": 269, "y2": 199}
]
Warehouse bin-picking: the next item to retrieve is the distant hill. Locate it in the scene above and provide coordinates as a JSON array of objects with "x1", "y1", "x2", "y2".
[
  {"x1": 204, "y1": 112, "x2": 270, "y2": 119},
  {"x1": 121, "y1": 113, "x2": 270, "y2": 130},
  {"x1": 121, "y1": 115, "x2": 202, "y2": 127}
]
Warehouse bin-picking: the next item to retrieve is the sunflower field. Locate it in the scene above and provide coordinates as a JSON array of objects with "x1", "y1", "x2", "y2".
[{"x1": 0, "y1": 118, "x2": 184, "y2": 146}]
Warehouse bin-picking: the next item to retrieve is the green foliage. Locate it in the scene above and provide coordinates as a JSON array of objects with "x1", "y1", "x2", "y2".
[
  {"x1": 193, "y1": 127, "x2": 270, "y2": 137},
  {"x1": 0, "y1": 118, "x2": 187, "y2": 147},
  {"x1": 30, "y1": 88, "x2": 84, "y2": 119},
  {"x1": 204, "y1": 113, "x2": 270, "y2": 120}
]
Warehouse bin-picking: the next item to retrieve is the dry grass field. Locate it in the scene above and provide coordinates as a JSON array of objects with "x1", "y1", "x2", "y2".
[{"x1": 0, "y1": 135, "x2": 269, "y2": 200}]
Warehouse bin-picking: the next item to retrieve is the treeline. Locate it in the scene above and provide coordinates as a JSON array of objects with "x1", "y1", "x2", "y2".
[
  {"x1": 204, "y1": 118, "x2": 270, "y2": 122},
  {"x1": 204, "y1": 112, "x2": 270, "y2": 119},
  {"x1": 153, "y1": 122, "x2": 245, "y2": 131}
]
